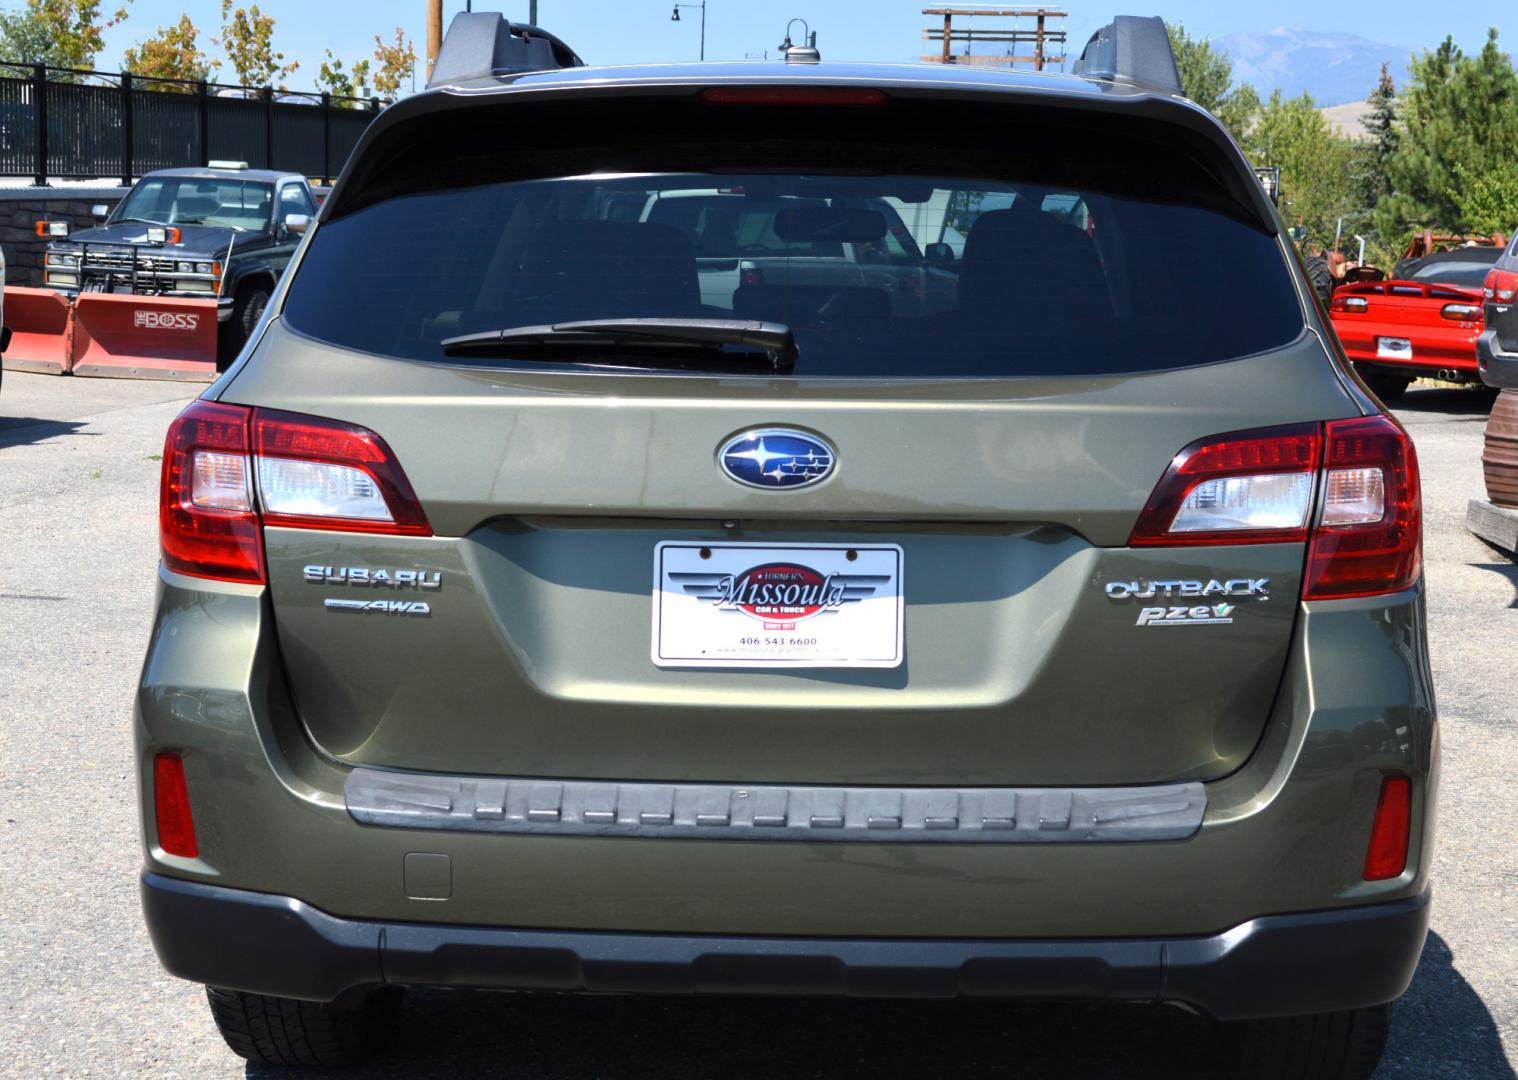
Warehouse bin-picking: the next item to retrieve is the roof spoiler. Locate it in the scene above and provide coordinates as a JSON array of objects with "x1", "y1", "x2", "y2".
[
  {"x1": 1071, "y1": 15, "x2": 1182, "y2": 95},
  {"x1": 426, "y1": 12, "x2": 584, "y2": 89}
]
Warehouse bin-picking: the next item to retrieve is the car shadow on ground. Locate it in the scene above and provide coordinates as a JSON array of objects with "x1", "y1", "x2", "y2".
[
  {"x1": 1472, "y1": 562, "x2": 1518, "y2": 605},
  {"x1": 244, "y1": 932, "x2": 1511, "y2": 1080},
  {"x1": 0, "y1": 416, "x2": 87, "y2": 450},
  {"x1": 1392, "y1": 386, "x2": 1498, "y2": 417}
]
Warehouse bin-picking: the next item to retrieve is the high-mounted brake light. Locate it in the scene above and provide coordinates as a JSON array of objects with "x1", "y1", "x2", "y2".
[
  {"x1": 1132, "y1": 415, "x2": 1422, "y2": 600},
  {"x1": 1363, "y1": 775, "x2": 1411, "y2": 881},
  {"x1": 160, "y1": 402, "x2": 431, "y2": 583},
  {"x1": 1129, "y1": 425, "x2": 1321, "y2": 546},
  {"x1": 1304, "y1": 415, "x2": 1421, "y2": 600},
  {"x1": 153, "y1": 753, "x2": 199, "y2": 859},
  {"x1": 700, "y1": 86, "x2": 888, "y2": 106}
]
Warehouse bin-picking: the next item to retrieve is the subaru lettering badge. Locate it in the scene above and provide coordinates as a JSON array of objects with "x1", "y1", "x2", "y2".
[{"x1": 719, "y1": 429, "x2": 836, "y2": 489}]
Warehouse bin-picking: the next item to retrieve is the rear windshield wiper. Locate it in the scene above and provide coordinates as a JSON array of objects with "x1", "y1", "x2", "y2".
[{"x1": 440, "y1": 318, "x2": 797, "y2": 373}]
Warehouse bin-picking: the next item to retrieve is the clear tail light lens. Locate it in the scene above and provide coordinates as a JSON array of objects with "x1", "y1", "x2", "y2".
[
  {"x1": 159, "y1": 402, "x2": 431, "y2": 584},
  {"x1": 1129, "y1": 424, "x2": 1321, "y2": 546},
  {"x1": 1132, "y1": 415, "x2": 1422, "y2": 600},
  {"x1": 252, "y1": 409, "x2": 431, "y2": 535}
]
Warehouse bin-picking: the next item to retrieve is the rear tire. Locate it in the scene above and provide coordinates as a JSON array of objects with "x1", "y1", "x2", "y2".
[
  {"x1": 205, "y1": 985, "x2": 400, "y2": 1068},
  {"x1": 1355, "y1": 365, "x2": 1412, "y2": 402},
  {"x1": 1303, "y1": 254, "x2": 1333, "y2": 309},
  {"x1": 1221, "y1": 1004, "x2": 1392, "y2": 1080}
]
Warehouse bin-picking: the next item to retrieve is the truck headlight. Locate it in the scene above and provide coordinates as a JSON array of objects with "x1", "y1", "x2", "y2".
[
  {"x1": 176, "y1": 279, "x2": 214, "y2": 293},
  {"x1": 45, "y1": 252, "x2": 74, "y2": 267},
  {"x1": 195, "y1": 262, "x2": 214, "y2": 274},
  {"x1": 176, "y1": 261, "x2": 194, "y2": 273},
  {"x1": 45, "y1": 272, "x2": 79, "y2": 287}
]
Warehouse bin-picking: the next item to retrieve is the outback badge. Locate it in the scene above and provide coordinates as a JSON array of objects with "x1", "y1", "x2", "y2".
[{"x1": 1105, "y1": 578, "x2": 1269, "y2": 627}]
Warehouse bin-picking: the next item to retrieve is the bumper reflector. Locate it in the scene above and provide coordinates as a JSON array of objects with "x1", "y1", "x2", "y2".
[
  {"x1": 153, "y1": 754, "x2": 198, "y2": 859},
  {"x1": 1363, "y1": 776, "x2": 1411, "y2": 881}
]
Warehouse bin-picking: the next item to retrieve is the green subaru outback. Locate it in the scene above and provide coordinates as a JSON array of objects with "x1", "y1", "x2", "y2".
[{"x1": 136, "y1": 14, "x2": 1434, "y2": 1078}]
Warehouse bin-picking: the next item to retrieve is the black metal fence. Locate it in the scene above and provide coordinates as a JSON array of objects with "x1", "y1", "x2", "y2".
[{"x1": 0, "y1": 63, "x2": 385, "y2": 185}]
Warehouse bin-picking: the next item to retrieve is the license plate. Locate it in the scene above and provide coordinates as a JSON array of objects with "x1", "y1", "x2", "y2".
[
  {"x1": 1376, "y1": 337, "x2": 1413, "y2": 360},
  {"x1": 652, "y1": 542, "x2": 903, "y2": 668}
]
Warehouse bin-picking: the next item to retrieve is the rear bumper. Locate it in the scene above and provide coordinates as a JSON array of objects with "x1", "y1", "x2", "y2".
[
  {"x1": 1331, "y1": 320, "x2": 1480, "y2": 374},
  {"x1": 1477, "y1": 328, "x2": 1518, "y2": 388},
  {"x1": 140, "y1": 872, "x2": 1430, "y2": 1020}
]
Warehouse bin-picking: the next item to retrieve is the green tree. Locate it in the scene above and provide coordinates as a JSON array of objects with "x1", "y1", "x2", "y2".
[
  {"x1": 1448, "y1": 162, "x2": 1518, "y2": 237},
  {"x1": 0, "y1": 0, "x2": 129, "y2": 68},
  {"x1": 371, "y1": 26, "x2": 415, "y2": 98},
  {"x1": 215, "y1": 0, "x2": 297, "y2": 88},
  {"x1": 1362, "y1": 63, "x2": 1398, "y2": 198},
  {"x1": 123, "y1": 14, "x2": 216, "y2": 84},
  {"x1": 1165, "y1": 22, "x2": 1259, "y2": 143},
  {"x1": 316, "y1": 49, "x2": 370, "y2": 105},
  {"x1": 1375, "y1": 28, "x2": 1518, "y2": 237},
  {"x1": 1247, "y1": 89, "x2": 1371, "y2": 251}
]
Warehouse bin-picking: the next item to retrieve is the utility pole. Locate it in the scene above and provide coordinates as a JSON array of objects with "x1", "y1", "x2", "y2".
[{"x1": 426, "y1": 0, "x2": 443, "y2": 80}]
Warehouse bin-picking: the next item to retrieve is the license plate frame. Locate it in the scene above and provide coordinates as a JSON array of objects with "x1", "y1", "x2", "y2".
[{"x1": 652, "y1": 541, "x2": 904, "y2": 669}]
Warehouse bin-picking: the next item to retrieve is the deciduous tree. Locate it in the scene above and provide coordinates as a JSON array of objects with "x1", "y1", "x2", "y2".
[
  {"x1": 123, "y1": 14, "x2": 216, "y2": 84},
  {"x1": 215, "y1": 0, "x2": 297, "y2": 89},
  {"x1": 1246, "y1": 90, "x2": 1371, "y2": 253},
  {"x1": 316, "y1": 48, "x2": 370, "y2": 105},
  {"x1": 371, "y1": 26, "x2": 415, "y2": 97},
  {"x1": 0, "y1": 0, "x2": 128, "y2": 69}
]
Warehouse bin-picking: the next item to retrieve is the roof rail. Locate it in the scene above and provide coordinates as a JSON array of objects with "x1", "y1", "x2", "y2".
[
  {"x1": 426, "y1": 12, "x2": 584, "y2": 89},
  {"x1": 1071, "y1": 15, "x2": 1182, "y2": 96}
]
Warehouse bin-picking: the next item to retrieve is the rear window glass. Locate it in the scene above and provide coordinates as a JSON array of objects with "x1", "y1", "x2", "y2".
[
  {"x1": 284, "y1": 97, "x2": 1301, "y2": 378},
  {"x1": 1407, "y1": 252, "x2": 1502, "y2": 288}
]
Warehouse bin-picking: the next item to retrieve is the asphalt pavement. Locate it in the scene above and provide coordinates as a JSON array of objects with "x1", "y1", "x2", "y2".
[{"x1": 0, "y1": 371, "x2": 1513, "y2": 1079}]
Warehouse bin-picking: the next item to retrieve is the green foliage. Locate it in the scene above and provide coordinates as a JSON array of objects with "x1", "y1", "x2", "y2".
[
  {"x1": 215, "y1": 0, "x2": 297, "y2": 89},
  {"x1": 1243, "y1": 90, "x2": 1373, "y2": 252},
  {"x1": 1375, "y1": 29, "x2": 1518, "y2": 238},
  {"x1": 371, "y1": 26, "x2": 415, "y2": 97},
  {"x1": 1165, "y1": 22, "x2": 1258, "y2": 144},
  {"x1": 123, "y1": 13, "x2": 216, "y2": 84},
  {"x1": 316, "y1": 49, "x2": 370, "y2": 105},
  {"x1": 1448, "y1": 162, "x2": 1518, "y2": 237},
  {"x1": 0, "y1": 0, "x2": 128, "y2": 68}
]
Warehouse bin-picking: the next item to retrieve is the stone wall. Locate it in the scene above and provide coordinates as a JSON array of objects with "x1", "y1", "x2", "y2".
[{"x1": 1, "y1": 188, "x2": 130, "y2": 286}]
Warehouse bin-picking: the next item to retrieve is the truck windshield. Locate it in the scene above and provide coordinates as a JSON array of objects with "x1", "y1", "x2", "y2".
[
  {"x1": 285, "y1": 98, "x2": 1303, "y2": 379},
  {"x1": 115, "y1": 177, "x2": 274, "y2": 231}
]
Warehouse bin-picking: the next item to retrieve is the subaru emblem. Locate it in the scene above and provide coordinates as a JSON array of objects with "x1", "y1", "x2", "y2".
[{"x1": 719, "y1": 429, "x2": 836, "y2": 489}]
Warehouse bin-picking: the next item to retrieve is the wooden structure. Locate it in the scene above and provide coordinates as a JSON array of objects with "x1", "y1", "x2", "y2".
[{"x1": 922, "y1": 8, "x2": 1067, "y2": 69}]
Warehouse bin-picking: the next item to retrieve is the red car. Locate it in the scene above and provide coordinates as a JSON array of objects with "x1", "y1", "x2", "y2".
[{"x1": 1328, "y1": 246, "x2": 1502, "y2": 400}]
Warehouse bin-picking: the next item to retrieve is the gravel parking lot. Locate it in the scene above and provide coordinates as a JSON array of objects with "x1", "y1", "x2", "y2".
[{"x1": 1, "y1": 370, "x2": 1513, "y2": 1079}]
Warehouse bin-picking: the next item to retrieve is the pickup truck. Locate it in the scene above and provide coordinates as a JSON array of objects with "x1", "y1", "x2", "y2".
[{"x1": 40, "y1": 163, "x2": 318, "y2": 361}]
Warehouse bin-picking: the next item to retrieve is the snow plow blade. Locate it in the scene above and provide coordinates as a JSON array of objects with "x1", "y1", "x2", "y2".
[
  {"x1": 2, "y1": 287, "x2": 74, "y2": 375},
  {"x1": 70, "y1": 294, "x2": 219, "y2": 381}
]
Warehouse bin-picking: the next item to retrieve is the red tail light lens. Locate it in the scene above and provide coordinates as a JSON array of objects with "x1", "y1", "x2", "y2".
[
  {"x1": 160, "y1": 402, "x2": 430, "y2": 583},
  {"x1": 160, "y1": 400, "x2": 263, "y2": 583},
  {"x1": 1305, "y1": 415, "x2": 1421, "y2": 600},
  {"x1": 1363, "y1": 776, "x2": 1411, "y2": 881},
  {"x1": 153, "y1": 753, "x2": 198, "y2": 859},
  {"x1": 1129, "y1": 425, "x2": 1321, "y2": 545},
  {"x1": 252, "y1": 409, "x2": 431, "y2": 535},
  {"x1": 1485, "y1": 267, "x2": 1518, "y2": 303}
]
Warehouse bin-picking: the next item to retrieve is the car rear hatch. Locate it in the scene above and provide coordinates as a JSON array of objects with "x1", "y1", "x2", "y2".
[{"x1": 219, "y1": 79, "x2": 1361, "y2": 787}]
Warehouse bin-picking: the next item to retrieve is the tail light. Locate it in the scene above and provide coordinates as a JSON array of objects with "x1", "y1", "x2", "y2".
[
  {"x1": 1363, "y1": 775, "x2": 1411, "y2": 881},
  {"x1": 1440, "y1": 302, "x2": 1481, "y2": 321},
  {"x1": 160, "y1": 401, "x2": 431, "y2": 584},
  {"x1": 700, "y1": 86, "x2": 888, "y2": 106},
  {"x1": 1484, "y1": 267, "x2": 1518, "y2": 303},
  {"x1": 1334, "y1": 295, "x2": 1369, "y2": 313},
  {"x1": 1131, "y1": 415, "x2": 1422, "y2": 600},
  {"x1": 1305, "y1": 416, "x2": 1421, "y2": 599},
  {"x1": 153, "y1": 753, "x2": 198, "y2": 859}
]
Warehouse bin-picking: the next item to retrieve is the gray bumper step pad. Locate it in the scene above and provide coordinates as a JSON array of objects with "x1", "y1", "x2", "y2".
[{"x1": 345, "y1": 768, "x2": 1206, "y2": 843}]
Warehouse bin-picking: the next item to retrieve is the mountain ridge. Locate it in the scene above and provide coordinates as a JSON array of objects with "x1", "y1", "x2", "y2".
[{"x1": 1217, "y1": 27, "x2": 1412, "y2": 107}]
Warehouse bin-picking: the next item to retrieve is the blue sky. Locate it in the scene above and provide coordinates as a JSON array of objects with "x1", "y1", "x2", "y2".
[{"x1": 92, "y1": 0, "x2": 1509, "y2": 95}]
